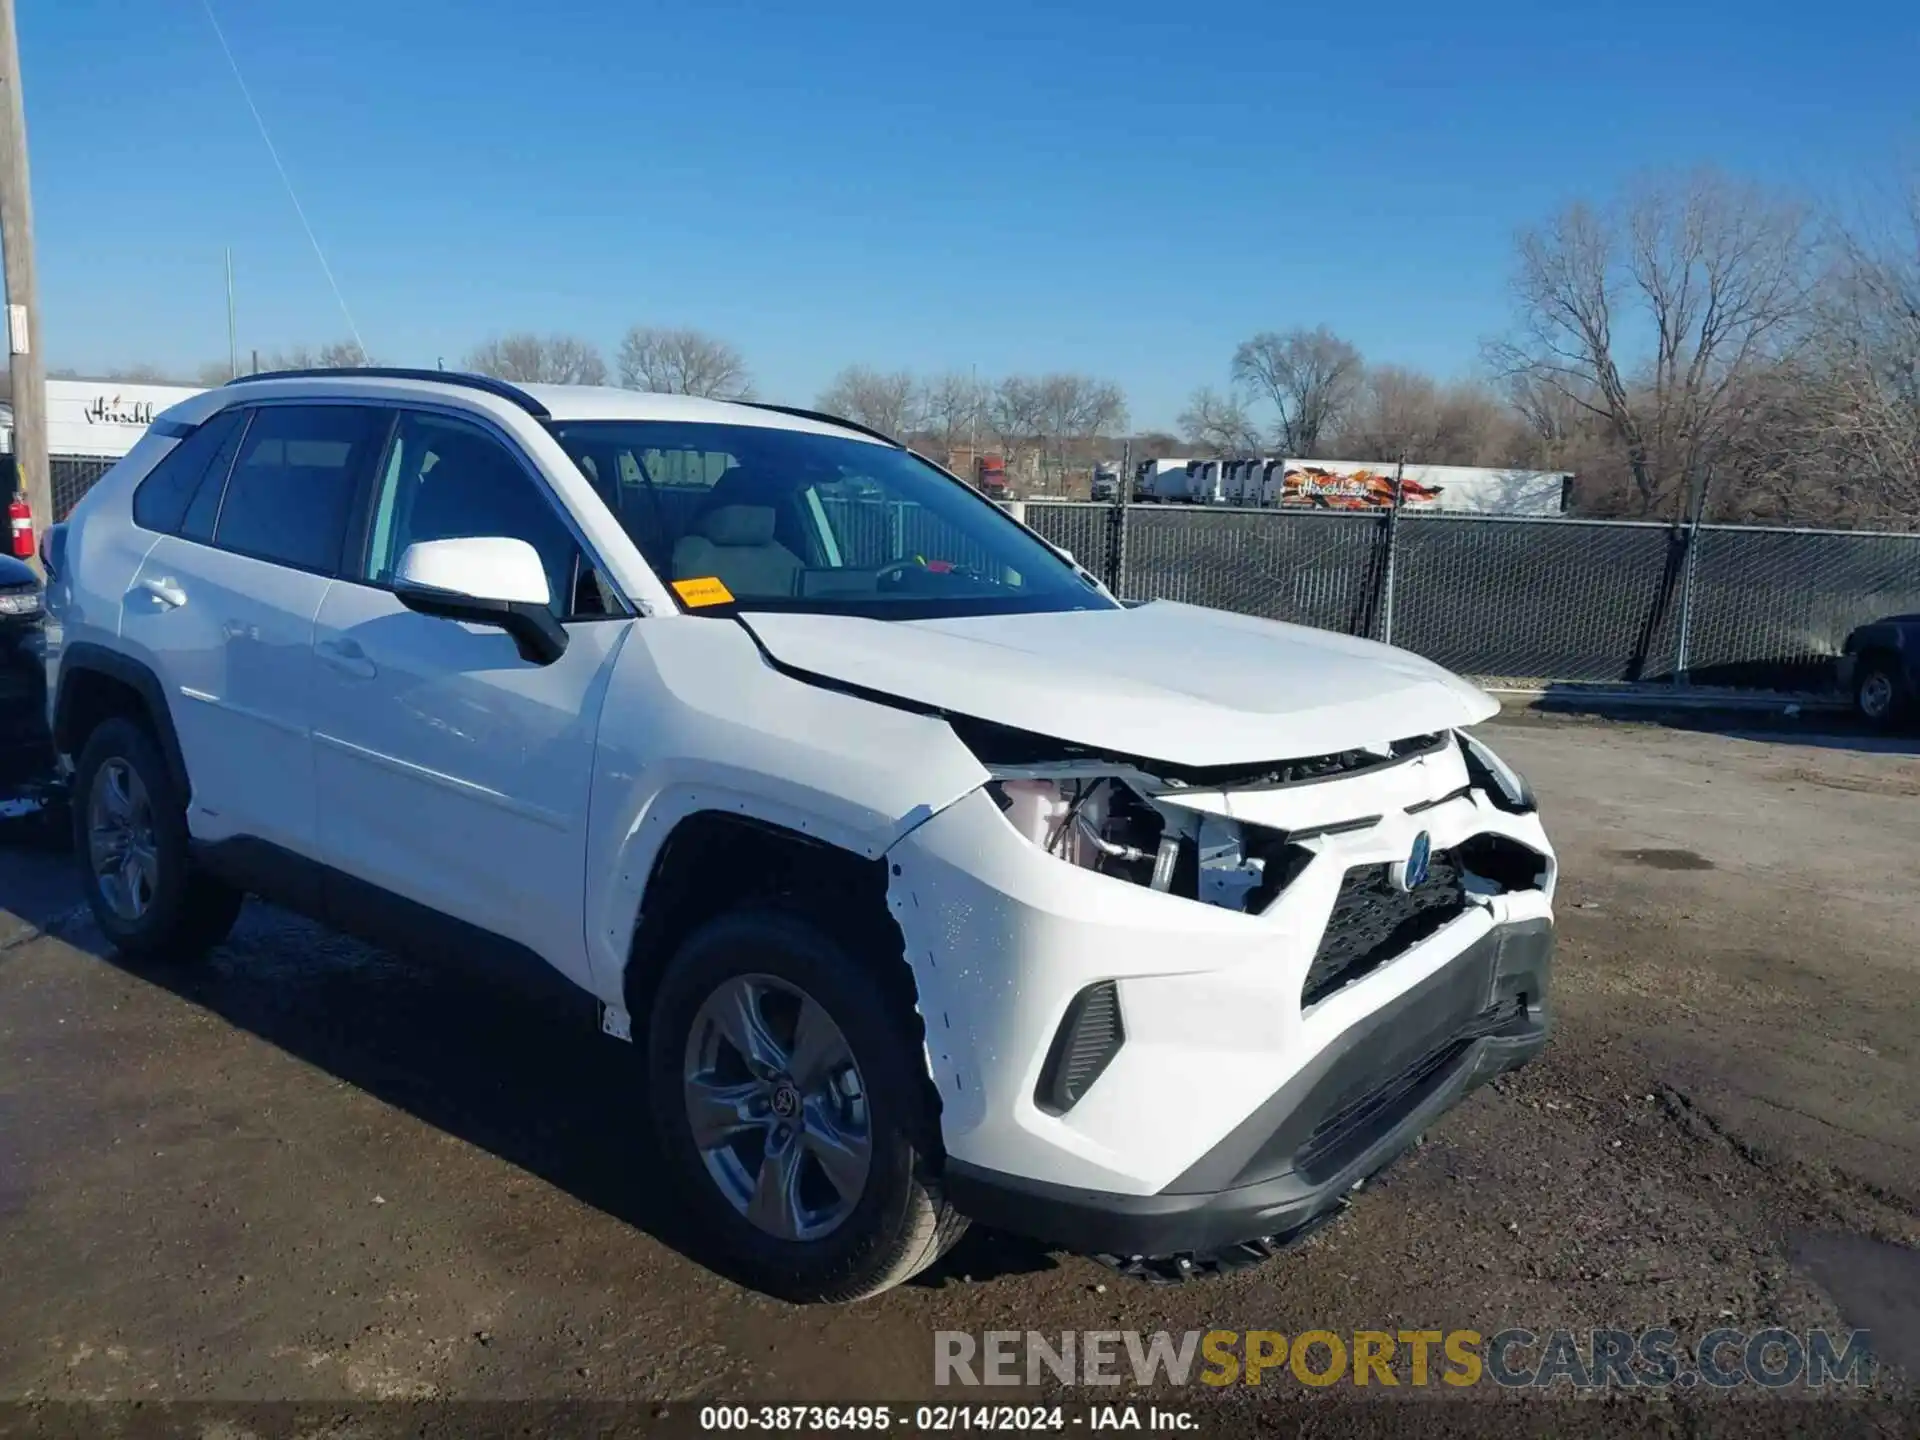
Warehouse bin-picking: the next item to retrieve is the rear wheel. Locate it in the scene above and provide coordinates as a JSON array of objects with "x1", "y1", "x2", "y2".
[
  {"x1": 647, "y1": 908, "x2": 965, "y2": 1302},
  {"x1": 1855, "y1": 660, "x2": 1903, "y2": 728},
  {"x1": 72, "y1": 717, "x2": 243, "y2": 960}
]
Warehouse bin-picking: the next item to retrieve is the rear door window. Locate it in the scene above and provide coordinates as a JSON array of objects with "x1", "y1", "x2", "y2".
[{"x1": 211, "y1": 406, "x2": 389, "y2": 574}]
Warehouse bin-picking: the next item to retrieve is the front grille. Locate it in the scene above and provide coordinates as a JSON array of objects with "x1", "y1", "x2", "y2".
[
  {"x1": 1295, "y1": 995, "x2": 1526, "y2": 1176},
  {"x1": 1301, "y1": 852, "x2": 1467, "y2": 1008}
]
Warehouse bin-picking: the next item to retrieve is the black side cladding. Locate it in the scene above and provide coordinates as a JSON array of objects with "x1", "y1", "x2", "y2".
[{"x1": 1035, "y1": 981, "x2": 1125, "y2": 1114}]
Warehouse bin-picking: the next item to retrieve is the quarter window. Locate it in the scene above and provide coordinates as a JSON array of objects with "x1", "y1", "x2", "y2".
[{"x1": 130, "y1": 409, "x2": 246, "y2": 534}]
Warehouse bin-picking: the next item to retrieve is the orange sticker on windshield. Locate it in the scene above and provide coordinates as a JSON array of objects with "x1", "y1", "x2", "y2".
[{"x1": 673, "y1": 576, "x2": 735, "y2": 607}]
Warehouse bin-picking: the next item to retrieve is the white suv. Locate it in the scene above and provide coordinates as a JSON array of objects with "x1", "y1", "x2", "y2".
[{"x1": 43, "y1": 370, "x2": 1556, "y2": 1301}]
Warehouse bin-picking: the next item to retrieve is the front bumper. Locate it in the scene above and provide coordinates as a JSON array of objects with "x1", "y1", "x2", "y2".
[
  {"x1": 942, "y1": 916, "x2": 1550, "y2": 1258},
  {"x1": 885, "y1": 739, "x2": 1557, "y2": 1206}
]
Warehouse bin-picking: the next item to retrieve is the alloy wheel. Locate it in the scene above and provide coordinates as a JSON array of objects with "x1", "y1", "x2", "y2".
[
  {"x1": 682, "y1": 974, "x2": 873, "y2": 1242},
  {"x1": 88, "y1": 758, "x2": 158, "y2": 922}
]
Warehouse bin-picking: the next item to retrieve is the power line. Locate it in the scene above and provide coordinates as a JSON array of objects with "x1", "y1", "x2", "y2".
[{"x1": 197, "y1": 0, "x2": 366, "y2": 357}]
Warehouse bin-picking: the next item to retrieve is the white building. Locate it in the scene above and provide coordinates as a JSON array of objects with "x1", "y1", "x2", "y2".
[{"x1": 1, "y1": 379, "x2": 207, "y2": 515}]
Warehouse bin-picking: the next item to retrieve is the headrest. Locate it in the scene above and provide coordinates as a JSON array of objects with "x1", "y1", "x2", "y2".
[{"x1": 700, "y1": 504, "x2": 778, "y2": 547}]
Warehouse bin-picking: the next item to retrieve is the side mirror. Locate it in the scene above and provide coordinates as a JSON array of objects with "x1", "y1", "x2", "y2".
[{"x1": 392, "y1": 536, "x2": 569, "y2": 665}]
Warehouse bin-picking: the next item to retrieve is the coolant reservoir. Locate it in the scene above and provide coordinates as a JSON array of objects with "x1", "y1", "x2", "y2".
[{"x1": 997, "y1": 779, "x2": 1068, "y2": 851}]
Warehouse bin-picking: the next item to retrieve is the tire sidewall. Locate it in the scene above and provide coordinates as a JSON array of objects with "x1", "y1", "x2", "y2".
[
  {"x1": 72, "y1": 717, "x2": 198, "y2": 953},
  {"x1": 646, "y1": 909, "x2": 934, "y2": 1300},
  {"x1": 1856, "y1": 665, "x2": 1902, "y2": 727}
]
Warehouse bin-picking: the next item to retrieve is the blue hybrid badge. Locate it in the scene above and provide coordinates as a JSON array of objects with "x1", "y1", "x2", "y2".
[{"x1": 1392, "y1": 830, "x2": 1432, "y2": 893}]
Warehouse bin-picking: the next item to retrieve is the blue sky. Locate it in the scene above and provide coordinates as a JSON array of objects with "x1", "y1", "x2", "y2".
[{"x1": 20, "y1": 0, "x2": 1919, "y2": 428}]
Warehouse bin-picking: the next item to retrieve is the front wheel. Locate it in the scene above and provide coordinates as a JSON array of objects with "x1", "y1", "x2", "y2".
[{"x1": 647, "y1": 909, "x2": 965, "y2": 1302}]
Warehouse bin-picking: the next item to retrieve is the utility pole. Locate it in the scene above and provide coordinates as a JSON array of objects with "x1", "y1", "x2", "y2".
[
  {"x1": 0, "y1": 0, "x2": 48, "y2": 566},
  {"x1": 225, "y1": 248, "x2": 237, "y2": 380}
]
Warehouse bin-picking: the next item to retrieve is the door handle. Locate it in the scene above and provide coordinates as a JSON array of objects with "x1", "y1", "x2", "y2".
[
  {"x1": 137, "y1": 577, "x2": 187, "y2": 609},
  {"x1": 316, "y1": 638, "x2": 377, "y2": 679}
]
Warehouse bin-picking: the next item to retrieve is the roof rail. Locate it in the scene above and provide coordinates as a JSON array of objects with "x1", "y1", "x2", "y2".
[
  {"x1": 737, "y1": 400, "x2": 903, "y2": 449},
  {"x1": 226, "y1": 367, "x2": 551, "y2": 420}
]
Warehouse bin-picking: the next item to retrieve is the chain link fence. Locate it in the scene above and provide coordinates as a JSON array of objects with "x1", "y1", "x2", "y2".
[
  {"x1": 52, "y1": 456, "x2": 117, "y2": 521},
  {"x1": 1024, "y1": 501, "x2": 1920, "y2": 692}
]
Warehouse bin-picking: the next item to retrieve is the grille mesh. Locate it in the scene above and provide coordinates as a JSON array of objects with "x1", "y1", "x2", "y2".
[
  {"x1": 1300, "y1": 853, "x2": 1467, "y2": 1008},
  {"x1": 1036, "y1": 980, "x2": 1125, "y2": 1113}
]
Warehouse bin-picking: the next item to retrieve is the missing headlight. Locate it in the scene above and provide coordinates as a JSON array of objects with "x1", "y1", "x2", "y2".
[
  {"x1": 989, "y1": 776, "x2": 1184, "y2": 891},
  {"x1": 1459, "y1": 732, "x2": 1538, "y2": 815}
]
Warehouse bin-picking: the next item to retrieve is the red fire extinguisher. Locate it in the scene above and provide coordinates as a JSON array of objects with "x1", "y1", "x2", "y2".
[{"x1": 8, "y1": 492, "x2": 32, "y2": 560}]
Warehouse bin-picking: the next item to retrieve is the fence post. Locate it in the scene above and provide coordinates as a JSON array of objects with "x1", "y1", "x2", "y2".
[
  {"x1": 1107, "y1": 437, "x2": 1131, "y2": 596},
  {"x1": 1378, "y1": 457, "x2": 1405, "y2": 645},
  {"x1": 1673, "y1": 522, "x2": 1700, "y2": 684},
  {"x1": 1672, "y1": 467, "x2": 1715, "y2": 684}
]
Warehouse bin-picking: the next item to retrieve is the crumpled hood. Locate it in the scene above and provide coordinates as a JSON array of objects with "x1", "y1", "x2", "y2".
[{"x1": 740, "y1": 599, "x2": 1497, "y2": 767}]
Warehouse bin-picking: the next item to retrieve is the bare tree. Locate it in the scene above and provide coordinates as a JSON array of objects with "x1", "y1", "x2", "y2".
[
  {"x1": 989, "y1": 375, "x2": 1045, "y2": 465},
  {"x1": 815, "y1": 365, "x2": 922, "y2": 437},
  {"x1": 257, "y1": 341, "x2": 373, "y2": 372},
  {"x1": 1330, "y1": 367, "x2": 1512, "y2": 466},
  {"x1": 1177, "y1": 386, "x2": 1262, "y2": 455},
  {"x1": 261, "y1": 345, "x2": 319, "y2": 371},
  {"x1": 617, "y1": 326, "x2": 751, "y2": 398},
  {"x1": 317, "y1": 340, "x2": 374, "y2": 369},
  {"x1": 921, "y1": 370, "x2": 991, "y2": 459},
  {"x1": 1488, "y1": 170, "x2": 1812, "y2": 516},
  {"x1": 1807, "y1": 180, "x2": 1920, "y2": 520},
  {"x1": 465, "y1": 332, "x2": 607, "y2": 385},
  {"x1": 1028, "y1": 373, "x2": 1128, "y2": 486},
  {"x1": 1231, "y1": 326, "x2": 1364, "y2": 455},
  {"x1": 47, "y1": 362, "x2": 222, "y2": 386}
]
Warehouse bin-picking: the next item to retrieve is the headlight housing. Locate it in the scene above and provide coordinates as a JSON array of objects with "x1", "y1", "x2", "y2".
[
  {"x1": 985, "y1": 771, "x2": 1293, "y2": 913},
  {"x1": 1459, "y1": 732, "x2": 1537, "y2": 815},
  {"x1": 988, "y1": 774, "x2": 1183, "y2": 891}
]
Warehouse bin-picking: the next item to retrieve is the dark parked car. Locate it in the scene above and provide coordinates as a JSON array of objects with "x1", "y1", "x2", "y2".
[
  {"x1": 0, "y1": 550, "x2": 49, "y2": 787},
  {"x1": 1839, "y1": 614, "x2": 1920, "y2": 728}
]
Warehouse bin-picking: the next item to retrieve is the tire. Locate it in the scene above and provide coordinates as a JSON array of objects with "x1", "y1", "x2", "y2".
[
  {"x1": 1854, "y1": 659, "x2": 1904, "y2": 729},
  {"x1": 71, "y1": 717, "x2": 244, "y2": 961},
  {"x1": 647, "y1": 908, "x2": 966, "y2": 1302}
]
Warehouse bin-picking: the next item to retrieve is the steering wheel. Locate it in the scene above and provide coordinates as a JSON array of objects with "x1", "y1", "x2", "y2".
[{"x1": 874, "y1": 558, "x2": 923, "y2": 590}]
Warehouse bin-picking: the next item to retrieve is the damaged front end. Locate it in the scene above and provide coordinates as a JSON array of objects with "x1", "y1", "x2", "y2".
[
  {"x1": 883, "y1": 703, "x2": 1557, "y2": 1266},
  {"x1": 951, "y1": 714, "x2": 1541, "y2": 928}
]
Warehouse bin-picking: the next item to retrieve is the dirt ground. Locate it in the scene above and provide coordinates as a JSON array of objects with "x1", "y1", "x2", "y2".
[{"x1": 2, "y1": 712, "x2": 1918, "y2": 1433}]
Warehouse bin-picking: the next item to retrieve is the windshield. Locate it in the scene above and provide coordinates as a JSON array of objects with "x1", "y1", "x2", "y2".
[{"x1": 546, "y1": 419, "x2": 1116, "y2": 619}]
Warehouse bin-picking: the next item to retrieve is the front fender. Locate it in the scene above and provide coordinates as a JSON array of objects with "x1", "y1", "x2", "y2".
[{"x1": 583, "y1": 615, "x2": 989, "y2": 1001}]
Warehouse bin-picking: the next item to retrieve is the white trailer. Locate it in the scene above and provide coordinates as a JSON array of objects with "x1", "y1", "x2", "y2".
[
  {"x1": 1221, "y1": 459, "x2": 1264, "y2": 505},
  {"x1": 1257, "y1": 460, "x2": 1288, "y2": 506},
  {"x1": 1196, "y1": 460, "x2": 1233, "y2": 504},
  {"x1": 1135, "y1": 458, "x2": 1194, "y2": 502},
  {"x1": 1271, "y1": 458, "x2": 1572, "y2": 515}
]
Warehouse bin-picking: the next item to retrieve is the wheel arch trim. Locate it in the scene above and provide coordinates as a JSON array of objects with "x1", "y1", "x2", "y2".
[{"x1": 53, "y1": 642, "x2": 192, "y2": 802}]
